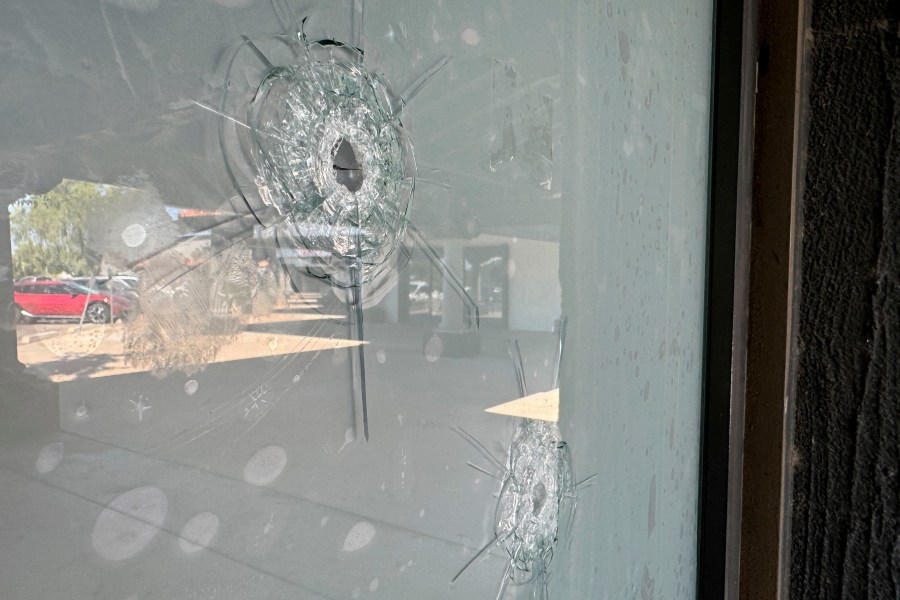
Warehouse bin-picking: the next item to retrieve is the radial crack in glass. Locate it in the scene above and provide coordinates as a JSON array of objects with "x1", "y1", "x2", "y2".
[{"x1": 226, "y1": 37, "x2": 415, "y2": 291}]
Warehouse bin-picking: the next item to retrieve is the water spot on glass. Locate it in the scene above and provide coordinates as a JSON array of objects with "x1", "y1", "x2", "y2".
[
  {"x1": 178, "y1": 511, "x2": 219, "y2": 553},
  {"x1": 397, "y1": 414, "x2": 404, "y2": 425},
  {"x1": 376, "y1": 348, "x2": 387, "y2": 364},
  {"x1": 419, "y1": 508, "x2": 425, "y2": 519},
  {"x1": 92, "y1": 487, "x2": 168, "y2": 561},
  {"x1": 242, "y1": 445, "x2": 287, "y2": 486},
  {"x1": 391, "y1": 442, "x2": 415, "y2": 498},
  {"x1": 460, "y1": 28, "x2": 481, "y2": 45},
  {"x1": 292, "y1": 374, "x2": 301, "y2": 383},
  {"x1": 121, "y1": 223, "x2": 147, "y2": 248},
  {"x1": 129, "y1": 394, "x2": 152, "y2": 422},
  {"x1": 490, "y1": 117, "x2": 517, "y2": 172},
  {"x1": 424, "y1": 335, "x2": 443, "y2": 362},
  {"x1": 386, "y1": 22, "x2": 407, "y2": 48},
  {"x1": 641, "y1": 12, "x2": 654, "y2": 39},
  {"x1": 369, "y1": 577, "x2": 380, "y2": 592},
  {"x1": 338, "y1": 428, "x2": 356, "y2": 452},
  {"x1": 641, "y1": 565, "x2": 655, "y2": 600},
  {"x1": 75, "y1": 402, "x2": 89, "y2": 420},
  {"x1": 320, "y1": 516, "x2": 329, "y2": 527},
  {"x1": 184, "y1": 380, "x2": 199, "y2": 396},
  {"x1": 342, "y1": 521, "x2": 376, "y2": 552},
  {"x1": 35, "y1": 442, "x2": 64, "y2": 474},
  {"x1": 507, "y1": 258, "x2": 517, "y2": 279},
  {"x1": 618, "y1": 31, "x2": 630, "y2": 64},
  {"x1": 243, "y1": 384, "x2": 270, "y2": 418}
]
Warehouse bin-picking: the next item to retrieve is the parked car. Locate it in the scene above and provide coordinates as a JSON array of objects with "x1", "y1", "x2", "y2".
[
  {"x1": 69, "y1": 277, "x2": 139, "y2": 303},
  {"x1": 111, "y1": 275, "x2": 139, "y2": 290},
  {"x1": 12, "y1": 280, "x2": 131, "y2": 324}
]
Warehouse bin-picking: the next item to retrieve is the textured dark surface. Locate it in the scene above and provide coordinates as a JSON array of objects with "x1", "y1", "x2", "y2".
[{"x1": 790, "y1": 1, "x2": 900, "y2": 597}]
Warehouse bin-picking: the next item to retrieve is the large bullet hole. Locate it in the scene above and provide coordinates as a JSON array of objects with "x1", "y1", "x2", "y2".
[{"x1": 333, "y1": 138, "x2": 364, "y2": 193}]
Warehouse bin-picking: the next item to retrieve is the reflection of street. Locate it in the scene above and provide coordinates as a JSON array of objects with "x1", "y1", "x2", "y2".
[
  {"x1": 4, "y1": 315, "x2": 563, "y2": 600},
  {"x1": 15, "y1": 307, "x2": 355, "y2": 382}
]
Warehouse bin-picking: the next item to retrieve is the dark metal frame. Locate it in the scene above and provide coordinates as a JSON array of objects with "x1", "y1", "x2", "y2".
[{"x1": 697, "y1": 0, "x2": 757, "y2": 598}]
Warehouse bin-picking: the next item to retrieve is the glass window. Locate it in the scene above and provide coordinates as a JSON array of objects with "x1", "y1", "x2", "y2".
[{"x1": 0, "y1": 1, "x2": 716, "y2": 598}]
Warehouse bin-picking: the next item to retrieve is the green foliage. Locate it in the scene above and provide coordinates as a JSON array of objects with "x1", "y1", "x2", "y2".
[{"x1": 10, "y1": 180, "x2": 121, "y2": 278}]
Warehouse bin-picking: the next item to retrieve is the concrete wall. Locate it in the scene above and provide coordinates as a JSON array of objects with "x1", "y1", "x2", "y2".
[{"x1": 788, "y1": 2, "x2": 900, "y2": 597}]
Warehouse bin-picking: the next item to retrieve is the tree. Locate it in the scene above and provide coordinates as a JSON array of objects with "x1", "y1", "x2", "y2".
[{"x1": 10, "y1": 180, "x2": 121, "y2": 278}]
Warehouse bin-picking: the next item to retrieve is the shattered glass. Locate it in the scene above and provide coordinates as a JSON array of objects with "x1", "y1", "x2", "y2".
[
  {"x1": 231, "y1": 37, "x2": 415, "y2": 290},
  {"x1": 452, "y1": 325, "x2": 585, "y2": 599},
  {"x1": 191, "y1": 16, "x2": 482, "y2": 441}
]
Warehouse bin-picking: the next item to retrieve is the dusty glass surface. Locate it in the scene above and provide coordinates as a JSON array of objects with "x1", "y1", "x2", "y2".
[{"x1": 0, "y1": 1, "x2": 713, "y2": 599}]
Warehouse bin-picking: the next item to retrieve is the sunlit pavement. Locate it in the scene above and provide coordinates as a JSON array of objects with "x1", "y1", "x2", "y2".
[{"x1": 14, "y1": 310, "x2": 354, "y2": 382}]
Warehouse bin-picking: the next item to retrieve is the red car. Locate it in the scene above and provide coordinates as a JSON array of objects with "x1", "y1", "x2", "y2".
[{"x1": 12, "y1": 280, "x2": 131, "y2": 324}]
